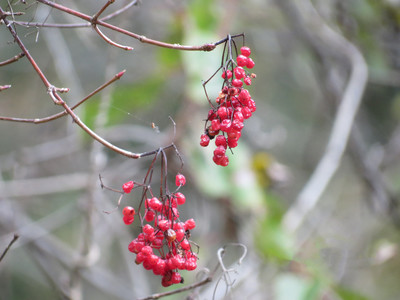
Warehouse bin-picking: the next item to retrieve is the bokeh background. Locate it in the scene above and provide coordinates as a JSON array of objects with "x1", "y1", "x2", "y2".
[{"x1": 1, "y1": 0, "x2": 400, "y2": 299}]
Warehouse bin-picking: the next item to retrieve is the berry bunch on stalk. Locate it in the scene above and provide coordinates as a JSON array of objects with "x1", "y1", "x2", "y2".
[
  {"x1": 200, "y1": 35, "x2": 256, "y2": 167},
  {"x1": 101, "y1": 148, "x2": 197, "y2": 287}
]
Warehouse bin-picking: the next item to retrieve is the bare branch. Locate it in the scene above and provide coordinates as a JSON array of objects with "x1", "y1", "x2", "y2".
[{"x1": 0, "y1": 52, "x2": 25, "y2": 66}]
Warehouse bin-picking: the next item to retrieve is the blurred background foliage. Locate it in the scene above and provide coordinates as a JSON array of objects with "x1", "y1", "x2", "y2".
[{"x1": 1, "y1": 0, "x2": 400, "y2": 299}]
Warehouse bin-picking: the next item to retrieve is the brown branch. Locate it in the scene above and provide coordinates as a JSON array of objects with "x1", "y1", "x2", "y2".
[
  {"x1": 0, "y1": 52, "x2": 25, "y2": 66},
  {"x1": 0, "y1": 70, "x2": 125, "y2": 123},
  {"x1": 0, "y1": 234, "x2": 19, "y2": 262},
  {"x1": 35, "y1": 0, "x2": 216, "y2": 51}
]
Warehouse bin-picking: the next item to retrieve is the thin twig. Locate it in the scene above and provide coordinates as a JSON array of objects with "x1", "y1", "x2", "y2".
[
  {"x1": 0, "y1": 234, "x2": 19, "y2": 262},
  {"x1": 0, "y1": 70, "x2": 125, "y2": 124},
  {"x1": 0, "y1": 52, "x2": 25, "y2": 66}
]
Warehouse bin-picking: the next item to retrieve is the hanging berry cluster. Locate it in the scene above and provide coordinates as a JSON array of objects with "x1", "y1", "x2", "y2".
[
  {"x1": 102, "y1": 147, "x2": 197, "y2": 287},
  {"x1": 200, "y1": 35, "x2": 256, "y2": 167}
]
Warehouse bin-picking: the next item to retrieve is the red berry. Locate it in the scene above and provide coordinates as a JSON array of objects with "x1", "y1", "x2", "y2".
[
  {"x1": 246, "y1": 58, "x2": 255, "y2": 69},
  {"x1": 148, "y1": 197, "x2": 162, "y2": 211},
  {"x1": 238, "y1": 89, "x2": 251, "y2": 104},
  {"x1": 158, "y1": 219, "x2": 170, "y2": 231},
  {"x1": 214, "y1": 145, "x2": 226, "y2": 158},
  {"x1": 217, "y1": 106, "x2": 228, "y2": 120},
  {"x1": 175, "y1": 174, "x2": 186, "y2": 187},
  {"x1": 123, "y1": 214, "x2": 134, "y2": 225},
  {"x1": 240, "y1": 46, "x2": 251, "y2": 57},
  {"x1": 208, "y1": 109, "x2": 216, "y2": 121},
  {"x1": 234, "y1": 67, "x2": 245, "y2": 79},
  {"x1": 232, "y1": 79, "x2": 243, "y2": 88},
  {"x1": 220, "y1": 119, "x2": 232, "y2": 132},
  {"x1": 215, "y1": 135, "x2": 227, "y2": 148},
  {"x1": 228, "y1": 138, "x2": 238, "y2": 148},
  {"x1": 145, "y1": 209, "x2": 155, "y2": 222},
  {"x1": 200, "y1": 133, "x2": 210, "y2": 147},
  {"x1": 234, "y1": 111, "x2": 244, "y2": 122},
  {"x1": 175, "y1": 192, "x2": 186, "y2": 205},
  {"x1": 175, "y1": 228, "x2": 185, "y2": 241},
  {"x1": 141, "y1": 245, "x2": 153, "y2": 256},
  {"x1": 242, "y1": 107, "x2": 252, "y2": 119},
  {"x1": 143, "y1": 224, "x2": 154, "y2": 235},
  {"x1": 221, "y1": 69, "x2": 232, "y2": 79},
  {"x1": 211, "y1": 119, "x2": 221, "y2": 131},
  {"x1": 122, "y1": 181, "x2": 134, "y2": 193},
  {"x1": 122, "y1": 206, "x2": 135, "y2": 216},
  {"x1": 244, "y1": 76, "x2": 252, "y2": 85},
  {"x1": 236, "y1": 55, "x2": 248, "y2": 67},
  {"x1": 185, "y1": 219, "x2": 196, "y2": 230},
  {"x1": 180, "y1": 239, "x2": 190, "y2": 250},
  {"x1": 171, "y1": 272, "x2": 182, "y2": 284}
]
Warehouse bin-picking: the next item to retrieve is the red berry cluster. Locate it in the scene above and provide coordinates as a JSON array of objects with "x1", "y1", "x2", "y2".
[
  {"x1": 121, "y1": 174, "x2": 198, "y2": 287},
  {"x1": 200, "y1": 46, "x2": 256, "y2": 166}
]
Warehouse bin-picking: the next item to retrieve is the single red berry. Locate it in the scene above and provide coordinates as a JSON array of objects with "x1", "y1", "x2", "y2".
[
  {"x1": 175, "y1": 192, "x2": 186, "y2": 205},
  {"x1": 228, "y1": 138, "x2": 238, "y2": 148},
  {"x1": 215, "y1": 135, "x2": 227, "y2": 148},
  {"x1": 148, "y1": 197, "x2": 162, "y2": 211},
  {"x1": 143, "y1": 224, "x2": 154, "y2": 235},
  {"x1": 185, "y1": 258, "x2": 197, "y2": 271},
  {"x1": 185, "y1": 219, "x2": 196, "y2": 230},
  {"x1": 232, "y1": 79, "x2": 243, "y2": 88},
  {"x1": 122, "y1": 181, "x2": 134, "y2": 193},
  {"x1": 232, "y1": 119, "x2": 244, "y2": 131},
  {"x1": 158, "y1": 219, "x2": 170, "y2": 231},
  {"x1": 211, "y1": 119, "x2": 221, "y2": 131},
  {"x1": 175, "y1": 174, "x2": 186, "y2": 187},
  {"x1": 122, "y1": 206, "x2": 135, "y2": 216},
  {"x1": 175, "y1": 228, "x2": 185, "y2": 241},
  {"x1": 234, "y1": 111, "x2": 244, "y2": 122},
  {"x1": 200, "y1": 134, "x2": 210, "y2": 147},
  {"x1": 234, "y1": 67, "x2": 245, "y2": 79},
  {"x1": 217, "y1": 106, "x2": 228, "y2": 120},
  {"x1": 238, "y1": 89, "x2": 251, "y2": 104},
  {"x1": 240, "y1": 46, "x2": 251, "y2": 57},
  {"x1": 141, "y1": 245, "x2": 153, "y2": 256},
  {"x1": 228, "y1": 130, "x2": 241, "y2": 140},
  {"x1": 171, "y1": 272, "x2": 182, "y2": 284},
  {"x1": 236, "y1": 55, "x2": 248, "y2": 67},
  {"x1": 145, "y1": 209, "x2": 155, "y2": 222},
  {"x1": 123, "y1": 214, "x2": 134, "y2": 225},
  {"x1": 242, "y1": 107, "x2": 252, "y2": 119},
  {"x1": 214, "y1": 145, "x2": 226, "y2": 158},
  {"x1": 247, "y1": 99, "x2": 257, "y2": 112},
  {"x1": 244, "y1": 76, "x2": 252, "y2": 85},
  {"x1": 180, "y1": 239, "x2": 190, "y2": 250},
  {"x1": 219, "y1": 155, "x2": 229, "y2": 167},
  {"x1": 221, "y1": 69, "x2": 232, "y2": 79},
  {"x1": 220, "y1": 119, "x2": 232, "y2": 132},
  {"x1": 246, "y1": 58, "x2": 255, "y2": 69}
]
